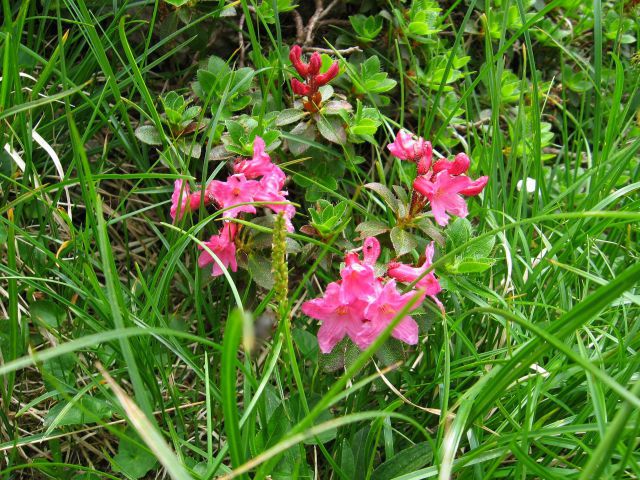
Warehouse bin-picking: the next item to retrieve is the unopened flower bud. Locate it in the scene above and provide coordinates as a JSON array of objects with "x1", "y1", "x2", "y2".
[
  {"x1": 289, "y1": 45, "x2": 309, "y2": 76},
  {"x1": 291, "y1": 78, "x2": 311, "y2": 96},
  {"x1": 308, "y1": 52, "x2": 322, "y2": 76},
  {"x1": 315, "y1": 61, "x2": 339, "y2": 86}
]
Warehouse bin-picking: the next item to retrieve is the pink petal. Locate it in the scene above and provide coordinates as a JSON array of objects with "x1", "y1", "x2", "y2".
[
  {"x1": 433, "y1": 153, "x2": 470, "y2": 175},
  {"x1": 460, "y1": 175, "x2": 489, "y2": 196},
  {"x1": 317, "y1": 320, "x2": 347, "y2": 354},
  {"x1": 392, "y1": 316, "x2": 419, "y2": 344}
]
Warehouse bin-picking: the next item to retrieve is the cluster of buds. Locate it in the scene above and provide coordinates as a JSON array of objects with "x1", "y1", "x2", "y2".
[
  {"x1": 289, "y1": 45, "x2": 340, "y2": 112},
  {"x1": 301, "y1": 237, "x2": 442, "y2": 354},
  {"x1": 388, "y1": 130, "x2": 488, "y2": 226},
  {"x1": 170, "y1": 137, "x2": 295, "y2": 277}
]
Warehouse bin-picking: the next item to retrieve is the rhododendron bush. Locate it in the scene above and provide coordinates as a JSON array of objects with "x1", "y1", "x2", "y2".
[{"x1": 164, "y1": 46, "x2": 489, "y2": 359}]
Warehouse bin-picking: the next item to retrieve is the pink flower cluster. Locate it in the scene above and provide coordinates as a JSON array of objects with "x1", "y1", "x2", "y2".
[
  {"x1": 289, "y1": 45, "x2": 339, "y2": 112},
  {"x1": 301, "y1": 237, "x2": 442, "y2": 354},
  {"x1": 388, "y1": 130, "x2": 488, "y2": 226},
  {"x1": 170, "y1": 137, "x2": 295, "y2": 277}
]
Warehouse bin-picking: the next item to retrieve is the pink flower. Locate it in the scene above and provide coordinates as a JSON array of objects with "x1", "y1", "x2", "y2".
[
  {"x1": 387, "y1": 130, "x2": 433, "y2": 173},
  {"x1": 171, "y1": 180, "x2": 191, "y2": 221},
  {"x1": 301, "y1": 282, "x2": 371, "y2": 353},
  {"x1": 233, "y1": 136, "x2": 280, "y2": 180},
  {"x1": 414, "y1": 171, "x2": 488, "y2": 226},
  {"x1": 413, "y1": 173, "x2": 470, "y2": 226},
  {"x1": 198, "y1": 223, "x2": 238, "y2": 277},
  {"x1": 209, "y1": 174, "x2": 260, "y2": 218},
  {"x1": 171, "y1": 180, "x2": 218, "y2": 221},
  {"x1": 362, "y1": 236, "x2": 381, "y2": 265},
  {"x1": 253, "y1": 169, "x2": 295, "y2": 230},
  {"x1": 387, "y1": 242, "x2": 443, "y2": 311},
  {"x1": 340, "y1": 254, "x2": 381, "y2": 303},
  {"x1": 432, "y1": 152, "x2": 470, "y2": 176},
  {"x1": 363, "y1": 280, "x2": 420, "y2": 345}
]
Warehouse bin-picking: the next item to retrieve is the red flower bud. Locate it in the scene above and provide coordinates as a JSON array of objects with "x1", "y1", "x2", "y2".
[
  {"x1": 314, "y1": 61, "x2": 339, "y2": 86},
  {"x1": 289, "y1": 45, "x2": 310, "y2": 77},
  {"x1": 291, "y1": 78, "x2": 311, "y2": 96},
  {"x1": 308, "y1": 52, "x2": 322, "y2": 76},
  {"x1": 433, "y1": 153, "x2": 470, "y2": 176}
]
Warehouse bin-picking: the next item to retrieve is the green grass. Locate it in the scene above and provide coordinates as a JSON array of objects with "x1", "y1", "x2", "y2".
[{"x1": 1, "y1": 0, "x2": 639, "y2": 479}]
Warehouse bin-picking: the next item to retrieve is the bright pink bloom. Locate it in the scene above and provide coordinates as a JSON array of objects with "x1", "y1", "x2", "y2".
[
  {"x1": 198, "y1": 223, "x2": 238, "y2": 277},
  {"x1": 363, "y1": 280, "x2": 419, "y2": 345},
  {"x1": 362, "y1": 236, "x2": 381, "y2": 265},
  {"x1": 340, "y1": 254, "x2": 381, "y2": 303},
  {"x1": 170, "y1": 180, "x2": 191, "y2": 221},
  {"x1": 210, "y1": 174, "x2": 260, "y2": 218},
  {"x1": 459, "y1": 176, "x2": 489, "y2": 196},
  {"x1": 387, "y1": 130, "x2": 433, "y2": 173},
  {"x1": 387, "y1": 242, "x2": 443, "y2": 311},
  {"x1": 414, "y1": 173, "x2": 470, "y2": 226},
  {"x1": 414, "y1": 171, "x2": 487, "y2": 226},
  {"x1": 252, "y1": 167, "x2": 294, "y2": 228},
  {"x1": 301, "y1": 282, "x2": 370, "y2": 353},
  {"x1": 234, "y1": 137, "x2": 275, "y2": 179},
  {"x1": 171, "y1": 180, "x2": 214, "y2": 220},
  {"x1": 302, "y1": 237, "x2": 432, "y2": 353},
  {"x1": 433, "y1": 152, "x2": 470, "y2": 175}
]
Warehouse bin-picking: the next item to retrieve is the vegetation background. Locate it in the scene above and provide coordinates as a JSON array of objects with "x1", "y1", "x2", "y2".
[{"x1": 1, "y1": 0, "x2": 639, "y2": 479}]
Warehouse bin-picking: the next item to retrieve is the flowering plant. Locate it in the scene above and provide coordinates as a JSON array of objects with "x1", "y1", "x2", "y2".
[
  {"x1": 170, "y1": 136, "x2": 295, "y2": 278},
  {"x1": 302, "y1": 237, "x2": 443, "y2": 354}
]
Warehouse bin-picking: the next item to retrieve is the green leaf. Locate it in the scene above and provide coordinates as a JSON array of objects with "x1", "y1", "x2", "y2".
[
  {"x1": 30, "y1": 300, "x2": 66, "y2": 328},
  {"x1": 276, "y1": 109, "x2": 307, "y2": 126},
  {"x1": 177, "y1": 141, "x2": 202, "y2": 159},
  {"x1": 292, "y1": 328, "x2": 319, "y2": 359},
  {"x1": 323, "y1": 100, "x2": 353, "y2": 116},
  {"x1": 371, "y1": 442, "x2": 433, "y2": 479},
  {"x1": 248, "y1": 255, "x2": 274, "y2": 290},
  {"x1": 134, "y1": 125, "x2": 162, "y2": 146},
  {"x1": 220, "y1": 308, "x2": 247, "y2": 472},
  {"x1": 364, "y1": 183, "x2": 399, "y2": 213},
  {"x1": 287, "y1": 121, "x2": 315, "y2": 155},
  {"x1": 44, "y1": 397, "x2": 113, "y2": 428},
  {"x1": 355, "y1": 220, "x2": 389, "y2": 238},
  {"x1": 446, "y1": 217, "x2": 472, "y2": 249},
  {"x1": 390, "y1": 227, "x2": 418, "y2": 257},
  {"x1": 316, "y1": 116, "x2": 347, "y2": 145},
  {"x1": 112, "y1": 430, "x2": 158, "y2": 480},
  {"x1": 42, "y1": 352, "x2": 76, "y2": 392},
  {"x1": 448, "y1": 257, "x2": 495, "y2": 274},
  {"x1": 465, "y1": 234, "x2": 495, "y2": 258}
]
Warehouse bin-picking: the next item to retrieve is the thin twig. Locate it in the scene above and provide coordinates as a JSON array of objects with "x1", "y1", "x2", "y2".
[
  {"x1": 304, "y1": 0, "x2": 340, "y2": 45},
  {"x1": 238, "y1": 14, "x2": 246, "y2": 68},
  {"x1": 292, "y1": 10, "x2": 305, "y2": 44},
  {"x1": 302, "y1": 46, "x2": 362, "y2": 55}
]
